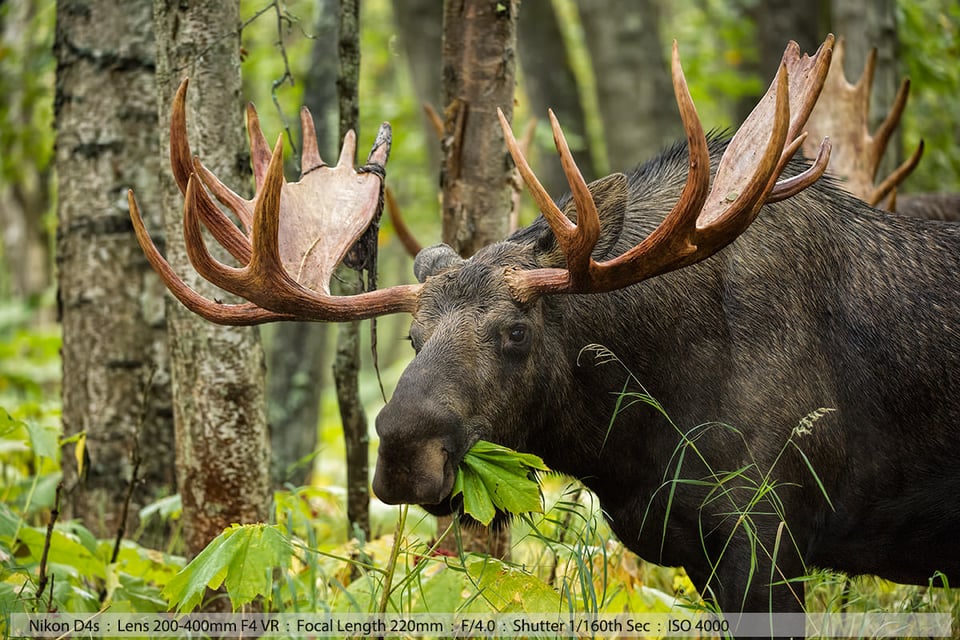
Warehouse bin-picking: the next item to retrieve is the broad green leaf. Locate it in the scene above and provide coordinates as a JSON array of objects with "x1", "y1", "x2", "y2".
[
  {"x1": 454, "y1": 441, "x2": 547, "y2": 525},
  {"x1": 17, "y1": 526, "x2": 107, "y2": 580},
  {"x1": 25, "y1": 416, "x2": 59, "y2": 461},
  {"x1": 162, "y1": 523, "x2": 292, "y2": 612},
  {"x1": 464, "y1": 556, "x2": 561, "y2": 613},
  {"x1": 0, "y1": 408, "x2": 26, "y2": 438},
  {"x1": 455, "y1": 465, "x2": 496, "y2": 526}
]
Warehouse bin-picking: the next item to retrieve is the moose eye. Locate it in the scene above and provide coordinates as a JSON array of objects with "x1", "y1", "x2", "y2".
[{"x1": 503, "y1": 324, "x2": 530, "y2": 357}]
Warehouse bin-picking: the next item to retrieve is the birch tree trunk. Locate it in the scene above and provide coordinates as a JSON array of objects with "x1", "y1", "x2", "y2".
[
  {"x1": 437, "y1": 0, "x2": 519, "y2": 559},
  {"x1": 153, "y1": 0, "x2": 271, "y2": 561},
  {"x1": 55, "y1": 0, "x2": 175, "y2": 550}
]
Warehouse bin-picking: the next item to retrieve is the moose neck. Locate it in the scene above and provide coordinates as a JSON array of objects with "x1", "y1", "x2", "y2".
[{"x1": 526, "y1": 258, "x2": 735, "y2": 488}]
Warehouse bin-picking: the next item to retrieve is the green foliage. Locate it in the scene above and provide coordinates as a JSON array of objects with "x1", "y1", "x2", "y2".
[
  {"x1": 0, "y1": 1, "x2": 55, "y2": 186},
  {"x1": 453, "y1": 441, "x2": 548, "y2": 526},
  {"x1": 164, "y1": 524, "x2": 292, "y2": 612},
  {"x1": 898, "y1": 0, "x2": 960, "y2": 192}
]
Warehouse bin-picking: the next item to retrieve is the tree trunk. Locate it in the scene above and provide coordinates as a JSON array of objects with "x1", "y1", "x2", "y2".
[
  {"x1": 153, "y1": 0, "x2": 271, "y2": 562},
  {"x1": 440, "y1": 0, "x2": 518, "y2": 258},
  {"x1": 55, "y1": 0, "x2": 175, "y2": 550},
  {"x1": 517, "y1": 0, "x2": 594, "y2": 193},
  {"x1": 579, "y1": 0, "x2": 680, "y2": 172},
  {"x1": 333, "y1": 0, "x2": 371, "y2": 542},
  {"x1": 264, "y1": 322, "x2": 325, "y2": 487},
  {"x1": 390, "y1": 0, "x2": 444, "y2": 175},
  {"x1": 734, "y1": 0, "x2": 826, "y2": 126},
  {"x1": 263, "y1": 0, "x2": 340, "y2": 489},
  {"x1": 436, "y1": 0, "x2": 519, "y2": 559}
]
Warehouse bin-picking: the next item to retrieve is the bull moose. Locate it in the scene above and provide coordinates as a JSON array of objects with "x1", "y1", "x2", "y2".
[{"x1": 129, "y1": 35, "x2": 960, "y2": 620}]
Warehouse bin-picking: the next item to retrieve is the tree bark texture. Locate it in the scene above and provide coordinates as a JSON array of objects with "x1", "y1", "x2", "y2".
[
  {"x1": 55, "y1": 0, "x2": 175, "y2": 549},
  {"x1": 440, "y1": 0, "x2": 518, "y2": 258},
  {"x1": 436, "y1": 0, "x2": 519, "y2": 560},
  {"x1": 153, "y1": 0, "x2": 271, "y2": 558},
  {"x1": 579, "y1": 0, "x2": 681, "y2": 172},
  {"x1": 333, "y1": 0, "x2": 370, "y2": 541}
]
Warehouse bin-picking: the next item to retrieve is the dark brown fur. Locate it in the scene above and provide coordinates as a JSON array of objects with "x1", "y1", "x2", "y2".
[{"x1": 373, "y1": 137, "x2": 960, "y2": 615}]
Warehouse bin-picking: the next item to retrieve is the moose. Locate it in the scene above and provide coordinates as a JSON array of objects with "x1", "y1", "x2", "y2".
[{"x1": 129, "y1": 34, "x2": 960, "y2": 620}]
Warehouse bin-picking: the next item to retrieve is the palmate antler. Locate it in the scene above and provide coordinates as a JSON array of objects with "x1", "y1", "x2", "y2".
[
  {"x1": 801, "y1": 37, "x2": 924, "y2": 209},
  {"x1": 128, "y1": 79, "x2": 421, "y2": 324},
  {"x1": 132, "y1": 38, "x2": 833, "y2": 324},
  {"x1": 499, "y1": 36, "x2": 835, "y2": 301}
]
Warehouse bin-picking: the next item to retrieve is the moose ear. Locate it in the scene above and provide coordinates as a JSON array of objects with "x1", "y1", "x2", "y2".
[
  {"x1": 414, "y1": 244, "x2": 465, "y2": 282},
  {"x1": 535, "y1": 172, "x2": 628, "y2": 266}
]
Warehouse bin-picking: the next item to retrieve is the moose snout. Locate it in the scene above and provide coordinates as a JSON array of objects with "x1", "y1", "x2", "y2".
[{"x1": 372, "y1": 397, "x2": 464, "y2": 506}]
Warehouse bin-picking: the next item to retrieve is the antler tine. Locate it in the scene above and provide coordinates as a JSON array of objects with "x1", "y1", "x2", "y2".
[
  {"x1": 169, "y1": 79, "x2": 194, "y2": 194},
  {"x1": 248, "y1": 135, "x2": 290, "y2": 291},
  {"x1": 870, "y1": 77, "x2": 911, "y2": 177},
  {"x1": 769, "y1": 136, "x2": 833, "y2": 203},
  {"x1": 300, "y1": 107, "x2": 324, "y2": 175},
  {"x1": 337, "y1": 130, "x2": 358, "y2": 168},
  {"x1": 246, "y1": 102, "x2": 274, "y2": 194},
  {"x1": 193, "y1": 160, "x2": 254, "y2": 259},
  {"x1": 367, "y1": 122, "x2": 392, "y2": 167},
  {"x1": 505, "y1": 36, "x2": 831, "y2": 301},
  {"x1": 127, "y1": 189, "x2": 293, "y2": 325},
  {"x1": 550, "y1": 109, "x2": 601, "y2": 281},
  {"x1": 498, "y1": 109, "x2": 577, "y2": 247},
  {"x1": 183, "y1": 170, "x2": 252, "y2": 298},
  {"x1": 869, "y1": 138, "x2": 924, "y2": 207},
  {"x1": 169, "y1": 79, "x2": 252, "y2": 262}
]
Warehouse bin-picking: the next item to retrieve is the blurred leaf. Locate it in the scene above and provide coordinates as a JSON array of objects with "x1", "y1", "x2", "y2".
[
  {"x1": 24, "y1": 414, "x2": 58, "y2": 460},
  {"x1": 72, "y1": 431, "x2": 86, "y2": 475},
  {"x1": 17, "y1": 526, "x2": 107, "y2": 580}
]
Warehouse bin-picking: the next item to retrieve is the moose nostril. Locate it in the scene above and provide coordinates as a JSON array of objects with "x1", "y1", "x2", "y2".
[{"x1": 372, "y1": 437, "x2": 452, "y2": 505}]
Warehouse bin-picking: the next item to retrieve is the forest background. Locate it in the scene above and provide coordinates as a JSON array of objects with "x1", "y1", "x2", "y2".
[{"x1": 2, "y1": 0, "x2": 960, "y2": 630}]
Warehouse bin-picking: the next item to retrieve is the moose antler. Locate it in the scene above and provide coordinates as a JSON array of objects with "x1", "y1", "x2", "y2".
[
  {"x1": 802, "y1": 37, "x2": 924, "y2": 208},
  {"x1": 128, "y1": 79, "x2": 421, "y2": 324},
  {"x1": 500, "y1": 36, "x2": 835, "y2": 300}
]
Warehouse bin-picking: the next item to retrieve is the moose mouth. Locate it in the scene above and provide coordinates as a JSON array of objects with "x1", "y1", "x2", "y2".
[{"x1": 371, "y1": 437, "x2": 462, "y2": 509}]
